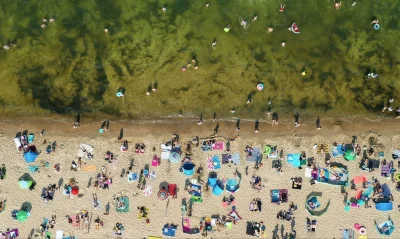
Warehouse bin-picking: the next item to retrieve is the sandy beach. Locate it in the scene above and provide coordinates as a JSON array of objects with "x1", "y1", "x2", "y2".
[{"x1": 0, "y1": 117, "x2": 399, "y2": 239}]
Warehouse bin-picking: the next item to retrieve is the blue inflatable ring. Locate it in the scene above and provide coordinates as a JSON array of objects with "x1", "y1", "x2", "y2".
[{"x1": 374, "y1": 24, "x2": 380, "y2": 30}]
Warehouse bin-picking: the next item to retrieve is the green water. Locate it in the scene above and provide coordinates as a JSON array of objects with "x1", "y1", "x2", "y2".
[{"x1": 0, "y1": 0, "x2": 399, "y2": 119}]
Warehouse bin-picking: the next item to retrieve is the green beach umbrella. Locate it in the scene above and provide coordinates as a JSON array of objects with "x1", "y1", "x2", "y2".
[{"x1": 16, "y1": 210, "x2": 29, "y2": 222}]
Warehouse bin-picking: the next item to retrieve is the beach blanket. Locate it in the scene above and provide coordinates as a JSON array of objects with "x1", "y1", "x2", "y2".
[
  {"x1": 222, "y1": 154, "x2": 231, "y2": 164},
  {"x1": 332, "y1": 145, "x2": 345, "y2": 157},
  {"x1": 231, "y1": 153, "x2": 240, "y2": 164},
  {"x1": 183, "y1": 218, "x2": 191, "y2": 233},
  {"x1": 116, "y1": 197, "x2": 129, "y2": 213},
  {"x1": 77, "y1": 144, "x2": 94, "y2": 159},
  {"x1": 247, "y1": 148, "x2": 262, "y2": 162},
  {"x1": 381, "y1": 163, "x2": 392, "y2": 177},
  {"x1": 213, "y1": 142, "x2": 224, "y2": 151},
  {"x1": 82, "y1": 165, "x2": 96, "y2": 172},
  {"x1": 381, "y1": 184, "x2": 392, "y2": 197},
  {"x1": 212, "y1": 156, "x2": 221, "y2": 169},
  {"x1": 93, "y1": 199, "x2": 102, "y2": 210},
  {"x1": 143, "y1": 185, "x2": 153, "y2": 196},
  {"x1": 127, "y1": 172, "x2": 138, "y2": 182},
  {"x1": 222, "y1": 200, "x2": 236, "y2": 208}
]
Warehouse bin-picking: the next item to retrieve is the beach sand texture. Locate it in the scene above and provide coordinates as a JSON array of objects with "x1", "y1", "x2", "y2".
[{"x1": 0, "y1": 119, "x2": 399, "y2": 238}]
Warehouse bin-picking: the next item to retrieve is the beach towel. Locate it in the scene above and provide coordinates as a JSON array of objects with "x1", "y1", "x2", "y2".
[
  {"x1": 317, "y1": 144, "x2": 328, "y2": 154},
  {"x1": 82, "y1": 165, "x2": 97, "y2": 172},
  {"x1": 231, "y1": 152, "x2": 240, "y2": 165},
  {"x1": 212, "y1": 156, "x2": 221, "y2": 169},
  {"x1": 127, "y1": 172, "x2": 138, "y2": 182},
  {"x1": 93, "y1": 199, "x2": 102, "y2": 210},
  {"x1": 222, "y1": 154, "x2": 231, "y2": 164},
  {"x1": 143, "y1": 185, "x2": 153, "y2": 196},
  {"x1": 222, "y1": 200, "x2": 236, "y2": 208},
  {"x1": 183, "y1": 218, "x2": 191, "y2": 233},
  {"x1": 247, "y1": 148, "x2": 262, "y2": 162},
  {"x1": 212, "y1": 142, "x2": 224, "y2": 151},
  {"x1": 161, "y1": 151, "x2": 171, "y2": 160},
  {"x1": 207, "y1": 158, "x2": 214, "y2": 170},
  {"x1": 116, "y1": 197, "x2": 129, "y2": 213},
  {"x1": 13, "y1": 138, "x2": 21, "y2": 151}
]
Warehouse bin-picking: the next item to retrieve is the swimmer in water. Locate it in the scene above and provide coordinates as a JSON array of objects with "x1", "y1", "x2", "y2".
[
  {"x1": 50, "y1": 18, "x2": 55, "y2": 23},
  {"x1": 206, "y1": 2, "x2": 210, "y2": 8},
  {"x1": 351, "y1": 2, "x2": 356, "y2": 7},
  {"x1": 240, "y1": 19, "x2": 247, "y2": 26},
  {"x1": 335, "y1": 1, "x2": 342, "y2": 10},
  {"x1": 41, "y1": 24, "x2": 46, "y2": 29},
  {"x1": 212, "y1": 41, "x2": 217, "y2": 49},
  {"x1": 281, "y1": 42, "x2": 286, "y2": 47},
  {"x1": 252, "y1": 15, "x2": 257, "y2": 22},
  {"x1": 371, "y1": 20, "x2": 379, "y2": 24},
  {"x1": 279, "y1": 4, "x2": 285, "y2": 13},
  {"x1": 162, "y1": 7, "x2": 167, "y2": 13},
  {"x1": 267, "y1": 28, "x2": 273, "y2": 32}
]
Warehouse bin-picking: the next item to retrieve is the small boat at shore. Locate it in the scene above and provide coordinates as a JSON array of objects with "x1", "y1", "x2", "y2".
[{"x1": 289, "y1": 22, "x2": 300, "y2": 34}]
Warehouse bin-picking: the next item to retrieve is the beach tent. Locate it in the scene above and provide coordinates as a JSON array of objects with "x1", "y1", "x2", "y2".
[
  {"x1": 16, "y1": 210, "x2": 29, "y2": 222},
  {"x1": 376, "y1": 201, "x2": 393, "y2": 211},
  {"x1": 19, "y1": 179, "x2": 33, "y2": 189},
  {"x1": 24, "y1": 151, "x2": 38, "y2": 163},
  {"x1": 212, "y1": 180, "x2": 224, "y2": 196},
  {"x1": 226, "y1": 179, "x2": 239, "y2": 193},
  {"x1": 344, "y1": 150, "x2": 356, "y2": 161},
  {"x1": 375, "y1": 217, "x2": 395, "y2": 236},
  {"x1": 287, "y1": 154, "x2": 306, "y2": 168},
  {"x1": 317, "y1": 167, "x2": 348, "y2": 186},
  {"x1": 305, "y1": 192, "x2": 330, "y2": 216},
  {"x1": 208, "y1": 172, "x2": 217, "y2": 187},
  {"x1": 182, "y1": 163, "x2": 195, "y2": 176}
]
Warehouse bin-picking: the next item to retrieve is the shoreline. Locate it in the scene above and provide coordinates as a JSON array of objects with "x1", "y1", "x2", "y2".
[{"x1": 0, "y1": 116, "x2": 399, "y2": 140}]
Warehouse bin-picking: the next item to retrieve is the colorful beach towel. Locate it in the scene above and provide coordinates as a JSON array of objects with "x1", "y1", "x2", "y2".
[
  {"x1": 116, "y1": 197, "x2": 129, "y2": 213},
  {"x1": 212, "y1": 156, "x2": 221, "y2": 169},
  {"x1": 143, "y1": 185, "x2": 153, "y2": 196},
  {"x1": 213, "y1": 142, "x2": 224, "y2": 151}
]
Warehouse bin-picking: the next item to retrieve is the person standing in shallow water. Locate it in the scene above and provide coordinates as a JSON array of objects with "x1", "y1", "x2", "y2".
[
  {"x1": 316, "y1": 117, "x2": 321, "y2": 130},
  {"x1": 236, "y1": 119, "x2": 240, "y2": 131},
  {"x1": 294, "y1": 112, "x2": 300, "y2": 127},
  {"x1": 255, "y1": 119, "x2": 259, "y2": 133}
]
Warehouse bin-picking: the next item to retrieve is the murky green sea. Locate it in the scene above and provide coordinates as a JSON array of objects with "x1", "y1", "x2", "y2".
[{"x1": 0, "y1": 0, "x2": 399, "y2": 119}]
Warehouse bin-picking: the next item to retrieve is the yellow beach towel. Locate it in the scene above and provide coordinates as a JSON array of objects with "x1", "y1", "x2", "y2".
[{"x1": 83, "y1": 165, "x2": 97, "y2": 172}]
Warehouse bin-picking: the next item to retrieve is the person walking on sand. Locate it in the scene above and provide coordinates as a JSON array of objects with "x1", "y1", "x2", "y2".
[
  {"x1": 294, "y1": 112, "x2": 300, "y2": 127},
  {"x1": 316, "y1": 117, "x2": 321, "y2": 129},
  {"x1": 197, "y1": 114, "x2": 203, "y2": 125},
  {"x1": 214, "y1": 123, "x2": 219, "y2": 135},
  {"x1": 255, "y1": 119, "x2": 259, "y2": 133}
]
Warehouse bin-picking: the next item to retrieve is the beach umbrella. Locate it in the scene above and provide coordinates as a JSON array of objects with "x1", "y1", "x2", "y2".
[
  {"x1": 71, "y1": 187, "x2": 79, "y2": 195},
  {"x1": 18, "y1": 179, "x2": 33, "y2": 189},
  {"x1": 16, "y1": 210, "x2": 29, "y2": 222}
]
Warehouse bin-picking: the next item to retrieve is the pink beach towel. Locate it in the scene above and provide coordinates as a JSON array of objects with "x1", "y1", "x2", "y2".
[
  {"x1": 183, "y1": 218, "x2": 191, "y2": 233},
  {"x1": 213, "y1": 142, "x2": 224, "y2": 151},
  {"x1": 207, "y1": 158, "x2": 214, "y2": 170}
]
